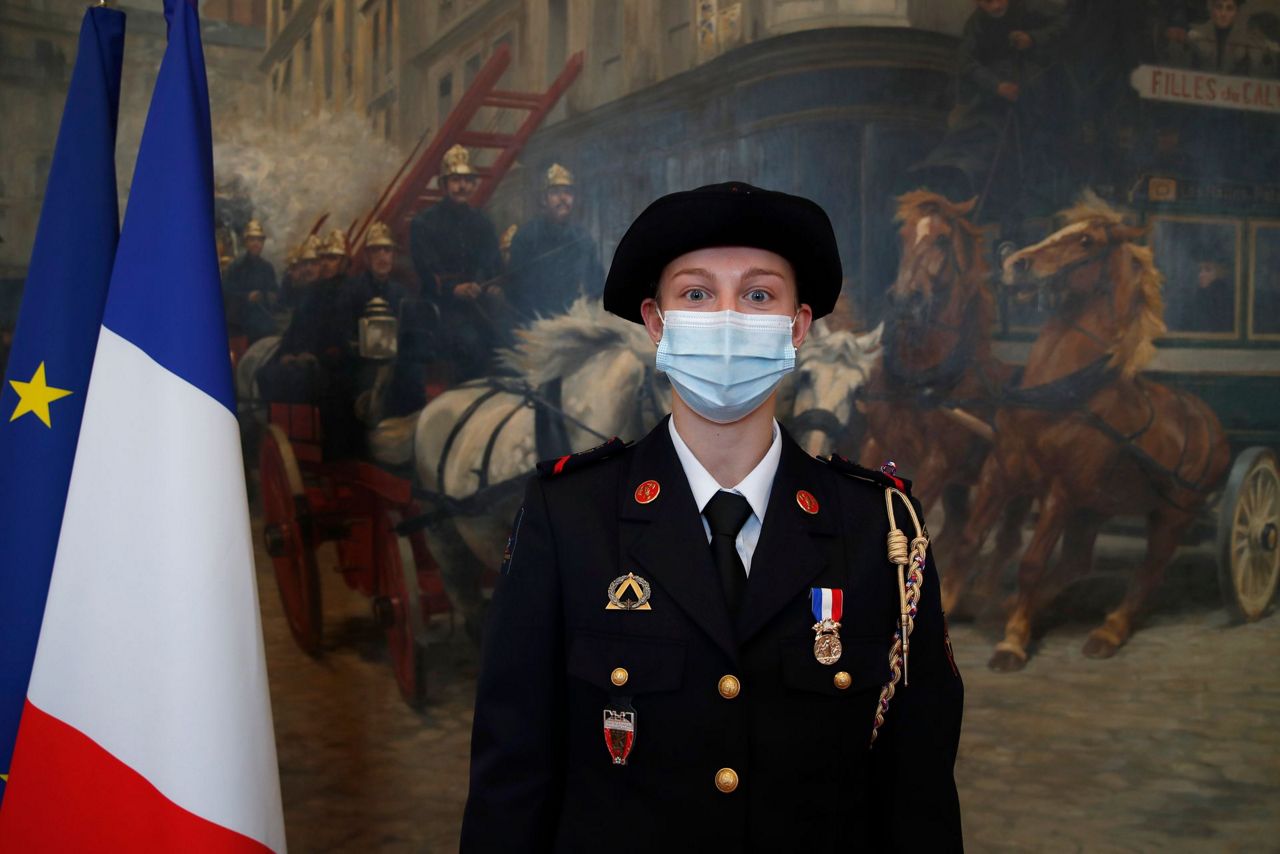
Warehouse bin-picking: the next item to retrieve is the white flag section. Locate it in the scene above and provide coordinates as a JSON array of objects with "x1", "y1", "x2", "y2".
[
  {"x1": 2, "y1": 327, "x2": 286, "y2": 852},
  {"x1": 0, "y1": 0, "x2": 284, "y2": 848}
]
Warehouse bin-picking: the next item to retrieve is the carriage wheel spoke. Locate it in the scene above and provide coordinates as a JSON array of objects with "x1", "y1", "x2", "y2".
[
  {"x1": 1243, "y1": 479, "x2": 1258, "y2": 520},
  {"x1": 1259, "y1": 480, "x2": 1276, "y2": 523},
  {"x1": 1248, "y1": 475, "x2": 1264, "y2": 520}
]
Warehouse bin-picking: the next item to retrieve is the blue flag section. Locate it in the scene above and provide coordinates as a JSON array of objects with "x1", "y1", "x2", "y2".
[
  {"x1": 0, "y1": 6, "x2": 126, "y2": 802},
  {"x1": 102, "y1": 0, "x2": 234, "y2": 413}
]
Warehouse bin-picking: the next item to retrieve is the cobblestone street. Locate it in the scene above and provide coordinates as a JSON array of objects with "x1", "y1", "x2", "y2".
[{"x1": 256, "y1": 516, "x2": 1280, "y2": 853}]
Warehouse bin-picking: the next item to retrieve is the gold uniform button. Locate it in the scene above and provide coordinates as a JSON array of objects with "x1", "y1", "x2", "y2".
[
  {"x1": 610, "y1": 667, "x2": 629, "y2": 687},
  {"x1": 715, "y1": 767, "x2": 739, "y2": 793},
  {"x1": 833, "y1": 671, "x2": 852, "y2": 690},
  {"x1": 717, "y1": 674, "x2": 741, "y2": 699}
]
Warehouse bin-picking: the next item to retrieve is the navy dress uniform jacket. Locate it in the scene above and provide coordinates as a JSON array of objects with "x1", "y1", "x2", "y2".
[{"x1": 461, "y1": 418, "x2": 964, "y2": 853}]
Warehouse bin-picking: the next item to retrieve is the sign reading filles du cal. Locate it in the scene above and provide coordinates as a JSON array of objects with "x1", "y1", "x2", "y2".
[{"x1": 1131, "y1": 64, "x2": 1280, "y2": 114}]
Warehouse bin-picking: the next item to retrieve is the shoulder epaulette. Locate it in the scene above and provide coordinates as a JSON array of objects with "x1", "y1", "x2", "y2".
[
  {"x1": 821, "y1": 453, "x2": 913, "y2": 494},
  {"x1": 537, "y1": 437, "x2": 632, "y2": 478}
]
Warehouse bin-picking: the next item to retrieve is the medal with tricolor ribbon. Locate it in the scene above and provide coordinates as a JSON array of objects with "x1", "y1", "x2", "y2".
[{"x1": 810, "y1": 587, "x2": 844, "y2": 665}]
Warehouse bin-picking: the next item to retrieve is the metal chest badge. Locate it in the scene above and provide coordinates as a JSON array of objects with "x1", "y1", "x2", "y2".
[
  {"x1": 603, "y1": 700, "x2": 637, "y2": 765},
  {"x1": 606, "y1": 572, "x2": 652, "y2": 610},
  {"x1": 810, "y1": 587, "x2": 844, "y2": 665}
]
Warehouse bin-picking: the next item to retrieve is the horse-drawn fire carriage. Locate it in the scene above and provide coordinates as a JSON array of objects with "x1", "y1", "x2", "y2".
[
  {"x1": 242, "y1": 46, "x2": 601, "y2": 708},
  {"x1": 787, "y1": 187, "x2": 1280, "y2": 673}
]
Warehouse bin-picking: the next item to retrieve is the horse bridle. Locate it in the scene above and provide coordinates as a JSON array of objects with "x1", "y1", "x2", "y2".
[
  {"x1": 1021, "y1": 226, "x2": 1128, "y2": 350},
  {"x1": 888, "y1": 228, "x2": 969, "y2": 332},
  {"x1": 883, "y1": 230, "x2": 983, "y2": 389},
  {"x1": 788, "y1": 407, "x2": 847, "y2": 445},
  {"x1": 1017, "y1": 223, "x2": 1118, "y2": 310}
]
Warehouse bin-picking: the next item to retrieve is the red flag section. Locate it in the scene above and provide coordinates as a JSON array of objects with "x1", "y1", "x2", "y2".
[{"x1": 0, "y1": 701, "x2": 271, "y2": 853}]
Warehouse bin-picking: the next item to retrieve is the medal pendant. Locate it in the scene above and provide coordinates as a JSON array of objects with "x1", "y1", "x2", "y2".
[
  {"x1": 812, "y1": 619, "x2": 843, "y2": 665},
  {"x1": 809, "y1": 589, "x2": 845, "y2": 665},
  {"x1": 603, "y1": 705, "x2": 637, "y2": 766}
]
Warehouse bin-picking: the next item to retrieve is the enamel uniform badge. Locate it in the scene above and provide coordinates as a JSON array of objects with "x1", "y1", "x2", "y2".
[
  {"x1": 634, "y1": 479, "x2": 661, "y2": 504},
  {"x1": 603, "y1": 703, "x2": 637, "y2": 766}
]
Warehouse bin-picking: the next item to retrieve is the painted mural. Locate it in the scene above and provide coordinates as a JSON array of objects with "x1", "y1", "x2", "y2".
[{"x1": 3, "y1": 0, "x2": 1278, "y2": 850}]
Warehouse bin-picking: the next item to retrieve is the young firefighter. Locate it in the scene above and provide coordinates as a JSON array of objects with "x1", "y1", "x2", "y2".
[{"x1": 461, "y1": 183, "x2": 964, "y2": 853}]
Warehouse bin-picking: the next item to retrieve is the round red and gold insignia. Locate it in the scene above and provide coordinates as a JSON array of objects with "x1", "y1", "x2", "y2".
[
  {"x1": 795, "y1": 489, "x2": 819, "y2": 515},
  {"x1": 634, "y1": 479, "x2": 661, "y2": 504}
]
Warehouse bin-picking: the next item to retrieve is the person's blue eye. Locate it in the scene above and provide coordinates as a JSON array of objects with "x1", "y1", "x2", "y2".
[
  {"x1": 686, "y1": 288, "x2": 706, "y2": 301},
  {"x1": 747, "y1": 289, "x2": 769, "y2": 302}
]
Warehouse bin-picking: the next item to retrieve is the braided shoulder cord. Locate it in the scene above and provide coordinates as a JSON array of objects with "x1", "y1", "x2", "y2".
[{"x1": 870, "y1": 486, "x2": 929, "y2": 747}]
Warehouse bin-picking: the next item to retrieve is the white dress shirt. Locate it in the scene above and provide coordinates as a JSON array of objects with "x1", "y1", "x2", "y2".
[{"x1": 668, "y1": 417, "x2": 782, "y2": 577}]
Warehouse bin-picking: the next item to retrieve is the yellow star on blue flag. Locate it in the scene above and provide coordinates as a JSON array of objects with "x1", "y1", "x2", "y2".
[{"x1": 8, "y1": 362, "x2": 74, "y2": 428}]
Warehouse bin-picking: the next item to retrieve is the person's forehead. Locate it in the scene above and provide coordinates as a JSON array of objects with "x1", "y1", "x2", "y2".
[{"x1": 660, "y1": 245, "x2": 795, "y2": 279}]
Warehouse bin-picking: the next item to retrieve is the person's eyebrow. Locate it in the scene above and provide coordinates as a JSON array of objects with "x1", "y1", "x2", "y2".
[
  {"x1": 741, "y1": 266, "x2": 787, "y2": 281},
  {"x1": 668, "y1": 267, "x2": 714, "y2": 280}
]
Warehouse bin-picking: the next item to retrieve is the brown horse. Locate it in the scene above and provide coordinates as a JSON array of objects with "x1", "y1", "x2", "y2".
[
  {"x1": 946, "y1": 194, "x2": 1230, "y2": 671},
  {"x1": 860, "y1": 191, "x2": 1021, "y2": 583}
]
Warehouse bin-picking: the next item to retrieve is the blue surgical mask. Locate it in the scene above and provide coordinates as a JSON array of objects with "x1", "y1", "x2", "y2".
[{"x1": 655, "y1": 309, "x2": 797, "y2": 423}]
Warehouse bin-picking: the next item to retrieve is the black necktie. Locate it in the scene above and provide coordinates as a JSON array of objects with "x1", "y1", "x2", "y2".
[{"x1": 703, "y1": 490, "x2": 753, "y2": 616}]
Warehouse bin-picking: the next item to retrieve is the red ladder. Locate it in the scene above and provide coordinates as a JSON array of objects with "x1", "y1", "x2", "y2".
[{"x1": 350, "y1": 44, "x2": 584, "y2": 254}]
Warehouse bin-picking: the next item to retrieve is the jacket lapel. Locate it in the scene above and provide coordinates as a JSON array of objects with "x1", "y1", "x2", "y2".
[
  {"x1": 620, "y1": 419, "x2": 738, "y2": 663},
  {"x1": 736, "y1": 430, "x2": 837, "y2": 646}
]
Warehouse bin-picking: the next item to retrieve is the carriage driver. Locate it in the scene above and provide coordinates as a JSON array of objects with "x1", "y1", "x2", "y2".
[{"x1": 461, "y1": 183, "x2": 964, "y2": 852}]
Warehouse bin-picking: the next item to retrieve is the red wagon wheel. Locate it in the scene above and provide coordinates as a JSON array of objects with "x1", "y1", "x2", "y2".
[
  {"x1": 375, "y1": 508, "x2": 429, "y2": 709},
  {"x1": 260, "y1": 424, "x2": 323, "y2": 655}
]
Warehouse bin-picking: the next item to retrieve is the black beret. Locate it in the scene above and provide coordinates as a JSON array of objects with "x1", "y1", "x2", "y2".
[{"x1": 602, "y1": 182, "x2": 843, "y2": 323}]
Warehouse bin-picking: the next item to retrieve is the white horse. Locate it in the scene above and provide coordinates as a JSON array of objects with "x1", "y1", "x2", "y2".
[
  {"x1": 399, "y1": 299, "x2": 669, "y2": 634},
  {"x1": 790, "y1": 322, "x2": 883, "y2": 458}
]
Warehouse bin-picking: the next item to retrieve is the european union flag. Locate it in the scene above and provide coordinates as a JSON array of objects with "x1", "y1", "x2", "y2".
[{"x1": 0, "y1": 5, "x2": 125, "y2": 802}]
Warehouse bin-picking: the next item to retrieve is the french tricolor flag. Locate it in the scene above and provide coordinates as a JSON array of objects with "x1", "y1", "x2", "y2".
[{"x1": 0, "y1": 1, "x2": 285, "y2": 850}]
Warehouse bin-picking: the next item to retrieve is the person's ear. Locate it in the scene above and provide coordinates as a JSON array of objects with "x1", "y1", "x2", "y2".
[
  {"x1": 640, "y1": 297, "x2": 664, "y2": 346},
  {"x1": 792, "y1": 303, "x2": 814, "y2": 348}
]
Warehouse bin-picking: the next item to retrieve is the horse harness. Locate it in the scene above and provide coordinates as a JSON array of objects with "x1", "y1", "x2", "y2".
[
  {"x1": 859, "y1": 292, "x2": 986, "y2": 414},
  {"x1": 433, "y1": 377, "x2": 611, "y2": 496},
  {"x1": 390, "y1": 379, "x2": 602, "y2": 537},
  {"x1": 999, "y1": 354, "x2": 1219, "y2": 507},
  {"x1": 397, "y1": 368, "x2": 665, "y2": 537}
]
